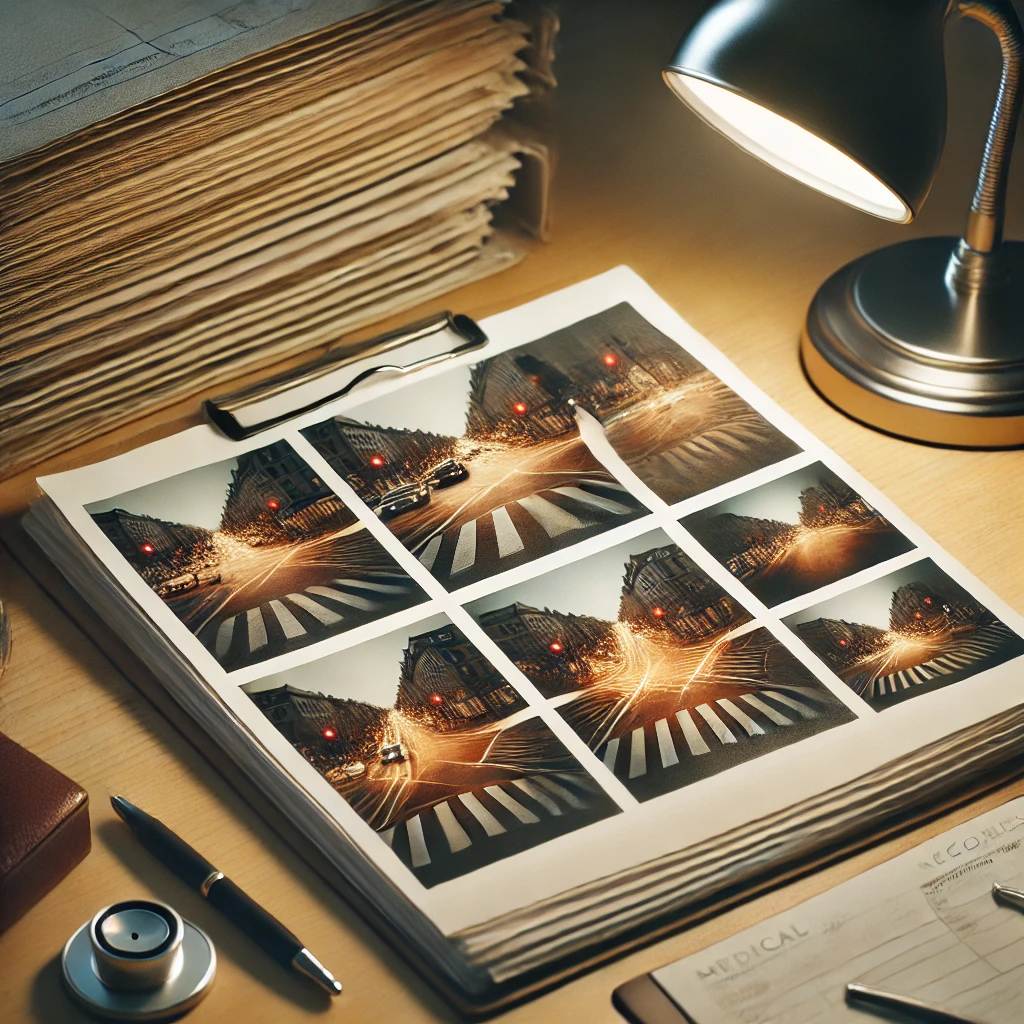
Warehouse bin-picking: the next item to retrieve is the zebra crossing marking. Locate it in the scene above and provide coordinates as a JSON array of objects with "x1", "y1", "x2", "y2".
[
  {"x1": 655, "y1": 718, "x2": 679, "y2": 767},
  {"x1": 579, "y1": 477, "x2": 629, "y2": 493},
  {"x1": 695, "y1": 703, "x2": 737, "y2": 744},
  {"x1": 286, "y1": 592, "x2": 342, "y2": 626},
  {"x1": 717, "y1": 698, "x2": 765, "y2": 737},
  {"x1": 450, "y1": 520, "x2": 477, "y2": 575},
  {"x1": 629, "y1": 727, "x2": 647, "y2": 778},
  {"x1": 518, "y1": 494, "x2": 591, "y2": 538},
  {"x1": 331, "y1": 578, "x2": 410, "y2": 595},
  {"x1": 762, "y1": 690, "x2": 818, "y2": 719},
  {"x1": 418, "y1": 534, "x2": 443, "y2": 571},
  {"x1": 602, "y1": 736, "x2": 620, "y2": 771},
  {"x1": 740, "y1": 693, "x2": 793, "y2": 726},
  {"x1": 485, "y1": 784, "x2": 539, "y2": 824},
  {"x1": 246, "y1": 606, "x2": 267, "y2": 651},
  {"x1": 306, "y1": 584, "x2": 373, "y2": 610},
  {"x1": 512, "y1": 778, "x2": 562, "y2": 816},
  {"x1": 434, "y1": 801, "x2": 472, "y2": 853},
  {"x1": 535, "y1": 775, "x2": 586, "y2": 809},
  {"x1": 215, "y1": 618, "x2": 235, "y2": 659},
  {"x1": 491, "y1": 505, "x2": 525, "y2": 558},
  {"x1": 550, "y1": 486, "x2": 633, "y2": 515},
  {"x1": 406, "y1": 815, "x2": 430, "y2": 868},
  {"x1": 327, "y1": 582, "x2": 382, "y2": 610},
  {"x1": 269, "y1": 599, "x2": 306, "y2": 639},
  {"x1": 457, "y1": 792, "x2": 506, "y2": 836},
  {"x1": 676, "y1": 710, "x2": 710, "y2": 755}
]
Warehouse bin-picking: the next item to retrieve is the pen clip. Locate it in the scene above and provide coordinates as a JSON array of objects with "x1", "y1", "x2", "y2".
[{"x1": 205, "y1": 311, "x2": 487, "y2": 441}]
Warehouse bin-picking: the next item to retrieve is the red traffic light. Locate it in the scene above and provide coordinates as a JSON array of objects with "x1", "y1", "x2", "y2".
[
  {"x1": 266, "y1": 498, "x2": 280, "y2": 511},
  {"x1": 603, "y1": 353, "x2": 619, "y2": 368},
  {"x1": 548, "y1": 641, "x2": 564, "y2": 654},
  {"x1": 140, "y1": 542, "x2": 155, "y2": 555},
  {"x1": 322, "y1": 728, "x2": 336, "y2": 740},
  {"x1": 652, "y1": 607, "x2": 665, "y2": 619},
  {"x1": 430, "y1": 693, "x2": 443, "y2": 705},
  {"x1": 924, "y1": 597, "x2": 932, "y2": 606},
  {"x1": 839, "y1": 639, "x2": 847, "y2": 647},
  {"x1": 369, "y1": 454, "x2": 384, "y2": 468},
  {"x1": 513, "y1": 401, "x2": 528, "y2": 415}
]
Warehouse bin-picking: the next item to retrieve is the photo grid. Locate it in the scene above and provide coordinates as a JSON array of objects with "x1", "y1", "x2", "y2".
[{"x1": 82, "y1": 302, "x2": 1024, "y2": 885}]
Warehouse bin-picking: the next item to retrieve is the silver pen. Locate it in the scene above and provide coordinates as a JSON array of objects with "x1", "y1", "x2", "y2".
[
  {"x1": 845, "y1": 983, "x2": 980, "y2": 1024},
  {"x1": 992, "y1": 881, "x2": 1024, "y2": 912}
]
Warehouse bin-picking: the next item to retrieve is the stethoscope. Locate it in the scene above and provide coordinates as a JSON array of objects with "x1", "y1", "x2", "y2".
[{"x1": 62, "y1": 899, "x2": 216, "y2": 1021}]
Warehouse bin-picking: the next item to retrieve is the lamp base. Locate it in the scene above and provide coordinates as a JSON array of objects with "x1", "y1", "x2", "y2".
[{"x1": 801, "y1": 236, "x2": 1024, "y2": 447}]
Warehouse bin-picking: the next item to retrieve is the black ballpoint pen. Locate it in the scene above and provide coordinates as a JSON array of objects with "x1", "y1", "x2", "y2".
[{"x1": 111, "y1": 795, "x2": 342, "y2": 996}]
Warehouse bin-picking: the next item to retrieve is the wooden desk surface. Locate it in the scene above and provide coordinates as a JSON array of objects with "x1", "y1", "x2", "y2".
[{"x1": 4, "y1": 2, "x2": 1024, "y2": 1020}]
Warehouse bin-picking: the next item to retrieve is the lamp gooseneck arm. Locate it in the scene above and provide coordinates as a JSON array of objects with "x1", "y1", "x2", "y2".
[{"x1": 956, "y1": 0, "x2": 1023, "y2": 254}]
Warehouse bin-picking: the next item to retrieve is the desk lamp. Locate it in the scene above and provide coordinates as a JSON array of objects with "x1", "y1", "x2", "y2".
[{"x1": 664, "y1": 0, "x2": 1024, "y2": 446}]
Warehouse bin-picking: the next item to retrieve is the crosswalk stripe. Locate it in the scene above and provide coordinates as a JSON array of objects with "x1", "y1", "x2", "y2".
[
  {"x1": 246, "y1": 607, "x2": 268, "y2": 651},
  {"x1": 535, "y1": 776, "x2": 586, "y2": 809},
  {"x1": 434, "y1": 801, "x2": 472, "y2": 853},
  {"x1": 580, "y1": 477, "x2": 629, "y2": 493},
  {"x1": 655, "y1": 718, "x2": 679, "y2": 767},
  {"x1": 695, "y1": 703, "x2": 737, "y2": 744},
  {"x1": 450, "y1": 520, "x2": 478, "y2": 575},
  {"x1": 269, "y1": 599, "x2": 306, "y2": 639},
  {"x1": 491, "y1": 506, "x2": 525, "y2": 558},
  {"x1": 380, "y1": 827, "x2": 395, "y2": 848},
  {"x1": 551, "y1": 486, "x2": 633, "y2": 515},
  {"x1": 330, "y1": 578, "x2": 409, "y2": 595},
  {"x1": 512, "y1": 778, "x2": 563, "y2": 816},
  {"x1": 518, "y1": 494, "x2": 590, "y2": 538},
  {"x1": 457, "y1": 792, "x2": 506, "y2": 836},
  {"x1": 629, "y1": 727, "x2": 647, "y2": 777},
  {"x1": 676, "y1": 710, "x2": 711, "y2": 755},
  {"x1": 602, "y1": 737, "x2": 620, "y2": 771},
  {"x1": 286, "y1": 593, "x2": 343, "y2": 625},
  {"x1": 740, "y1": 693, "x2": 793, "y2": 726},
  {"x1": 406, "y1": 815, "x2": 430, "y2": 867},
  {"x1": 418, "y1": 534, "x2": 443, "y2": 571},
  {"x1": 717, "y1": 698, "x2": 765, "y2": 737},
  {"x1": 315, "y1": 584, "x2": 379, "y2": 611},
  {"x1": 215, "y1": 617, "x2": 236, "y2": 659},
  {"x1": 485, "y1": 785, "x2": 539, "y2": 824},
  {"x1": 763, "y1": 690, "x2": 818, "y2": 719}
]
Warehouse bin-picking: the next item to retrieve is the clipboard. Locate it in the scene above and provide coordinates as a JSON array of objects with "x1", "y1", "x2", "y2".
[{"x1": 204, "y1": 311, "x2": 488, "y2": 439}]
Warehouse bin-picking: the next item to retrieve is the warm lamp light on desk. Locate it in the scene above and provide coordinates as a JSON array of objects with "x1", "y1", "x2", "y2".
[{"x1": 665, "y1": 0, "x2": 1024, "y2": 447}]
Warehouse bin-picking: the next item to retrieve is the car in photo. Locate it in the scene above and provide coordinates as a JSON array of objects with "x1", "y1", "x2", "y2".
[
  {"x1": 325, "y1": 761, "x2": 366, "y2": 786},
  {"x1": 423, "y1": 458, "x2": 469, "y2": 489},
  {"x1": 155, "y1": 569, "x2": 222, "y2": 597},
  {"x1": 379, "y1": 743, "x2": 408, "y2": 766},
  {"x1": 376, "y1": 482, "x2": 430, "y2": 519}
]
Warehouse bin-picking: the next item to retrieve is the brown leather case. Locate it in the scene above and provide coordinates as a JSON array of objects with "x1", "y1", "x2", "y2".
[{"x1": 0, "y1": 732, "x2": 90, "y2": 933}]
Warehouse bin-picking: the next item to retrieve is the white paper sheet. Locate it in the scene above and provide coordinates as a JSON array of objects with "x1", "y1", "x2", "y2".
[{"x1": 653, "y1": 798, "x2": 1024, "y2": 1023}]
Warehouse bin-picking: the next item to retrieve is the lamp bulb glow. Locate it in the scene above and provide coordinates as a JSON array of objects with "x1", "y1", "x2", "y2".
[{"x1": 664, "y1": 73, "x2": 910, "y2": 223}]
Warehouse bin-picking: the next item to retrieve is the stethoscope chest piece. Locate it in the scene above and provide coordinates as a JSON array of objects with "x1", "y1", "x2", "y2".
[{"x1": 62, "y1": 899, "x2": 215, "y2": 1020}]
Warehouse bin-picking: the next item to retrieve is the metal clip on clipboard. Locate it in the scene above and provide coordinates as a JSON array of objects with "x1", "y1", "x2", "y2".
[{"x1": 205, "y1": 312, "x2": 488, "y2": 440}]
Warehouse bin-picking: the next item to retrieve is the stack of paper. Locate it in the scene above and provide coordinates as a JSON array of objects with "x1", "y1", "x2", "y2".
[{"x1": 0, "y1": 0, "x2": 553, "y2": 479}]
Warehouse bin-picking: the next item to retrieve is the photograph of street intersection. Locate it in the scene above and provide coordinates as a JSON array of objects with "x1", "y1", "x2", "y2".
[
  {"x1": 466, "y1": 530, "x2": 856, "y2": 801},
  {"x1": 682, "y1": 462, "x2": 916, "y2": 606},
  {"x1": 243, "y1": 614, "x2": 618, "y2": 886},
  {"x1": 302, "y1": 350, "x2": 650, "y2": 590},
  {"x1": 785, "y1": 560, "x2": 1024, "y2": 710},
  {"x1": 510, "y1": 302, "x2": 803, "y2": 506},
  {"x1": 87, "y1": 441, "x2": 427, "y2": 671}
]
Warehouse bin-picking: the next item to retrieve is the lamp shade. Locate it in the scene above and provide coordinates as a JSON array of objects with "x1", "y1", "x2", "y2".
[{"x1": 664, "y1": 0, "x2": 950, "y2": 222}]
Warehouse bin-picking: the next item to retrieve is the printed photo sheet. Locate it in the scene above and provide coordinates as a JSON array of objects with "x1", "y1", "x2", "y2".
[{"x1": 38, "y1": 267, "x2": 1024, "y2": 936}]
